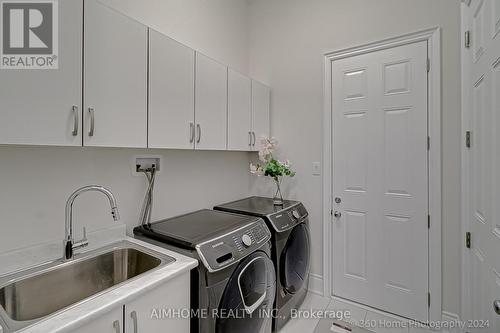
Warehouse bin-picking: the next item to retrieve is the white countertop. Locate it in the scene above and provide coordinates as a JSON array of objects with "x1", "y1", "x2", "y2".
[{"x1": 0, "y1": 225, "x2": 198, "y2": 333}]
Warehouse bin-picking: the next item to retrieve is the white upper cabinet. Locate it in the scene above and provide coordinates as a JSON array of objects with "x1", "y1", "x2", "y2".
[
  {"x1": 149, "y1": 30, "x2": 195, "y2": 149},
  {"x1": 227, "y1": 69, "x2": 252, "y2": 151},
  {"x1": 251, "y1": 80, "x2": 271, "y2": 150},
  {"x1": 0, "y1": 1, "x2": 269, "y2": 151},
  {"x1": 195, "y1": 53, "x2": 228, "y2": 150},
  {"x1": 0, "y1": 0, "x2": 82, "y2": 146},
  {"x1": 83, "y1": 0, "x2": 147, "y2": 148}
]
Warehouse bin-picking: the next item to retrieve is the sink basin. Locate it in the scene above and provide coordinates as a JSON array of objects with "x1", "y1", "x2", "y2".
[{"x1": 0, "y1": 241, "x2": 174, "y2": 331}]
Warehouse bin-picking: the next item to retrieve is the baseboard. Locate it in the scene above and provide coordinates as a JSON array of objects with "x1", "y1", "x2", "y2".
[
  {"x1": 311, "y1": 280, "x2": 461, "y2": 333},
  {"x1": 308, "y1": 273, "x2": 324, "y2": 296}
]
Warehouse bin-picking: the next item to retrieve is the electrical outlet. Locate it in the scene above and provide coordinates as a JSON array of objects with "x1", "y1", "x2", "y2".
[
  {"x1": 312, "y1": 162, "x2": 321, "y2": 176},
  {"x1": 136, "y1": 157, "x2": 161, "y2": 172}
]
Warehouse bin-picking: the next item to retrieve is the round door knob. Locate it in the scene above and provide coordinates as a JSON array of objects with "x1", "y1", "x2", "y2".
[
  {"x1": 241, "y1": 234, "x2": 253, "y2": 247},
  {"x1": 333, "y1": 211, "x2": 342, "y2": 218},
  {"x1": 292, "y1": 210, "x2": 301, "y2": 219},
  {"x1": 494, "y1": 300, "x2": 500, "y2": 315}
]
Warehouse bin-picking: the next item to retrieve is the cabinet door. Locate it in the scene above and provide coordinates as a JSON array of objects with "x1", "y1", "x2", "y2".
[
  {"x1": 125, "y1": 272, "x2": 190, "y2": 333},
  {"x1": 0, "y1": 0, "x2": 82, "y2": 146},
  {"x1": 251, "y1": 80, "x2": 271, "y2": 151},
  {"x1": 149, "y1": 30, "x2": 195, "y2": 149},
  {"x1": 71, "y1": 307, "x2": 123, "y2": 333},
  {"x1": 84, "y1": 0, "x2": 147, "y2": 148},
  {"x1": 227, "y1": 69, "x2": 252, "y2": 151},
  {"x1": 195, "y1": 53, "x2": 227, "y2": 150}
]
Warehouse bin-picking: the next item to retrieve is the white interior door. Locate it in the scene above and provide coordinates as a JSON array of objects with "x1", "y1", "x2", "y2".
[
  {"x1": 332, "y1": 41, "x2": 429, "y2": 322},
  {"x1": 463, "y1": 0, "x2": 500, "y2": 331}
]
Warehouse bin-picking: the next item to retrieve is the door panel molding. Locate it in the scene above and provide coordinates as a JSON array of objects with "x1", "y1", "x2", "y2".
[{"x1": 322, "y1": 27, "x2": 442, "y2": 323}]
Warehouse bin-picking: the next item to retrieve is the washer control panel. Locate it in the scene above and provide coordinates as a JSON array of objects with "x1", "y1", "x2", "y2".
[
  {"x1": 196, "y1": 218, "x2": 271, "y2": 272},
  {"x1": 268, "y1": 203, "x2": 308, "y2": 233}
]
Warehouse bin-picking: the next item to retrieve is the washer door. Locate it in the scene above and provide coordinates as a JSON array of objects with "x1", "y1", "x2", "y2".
[
  {"x1": 280, "y1": 223, "x2": 310, "y2": 294},
  {"x1": 216, "y1": 251, "x2": 276, "y2": 333}
]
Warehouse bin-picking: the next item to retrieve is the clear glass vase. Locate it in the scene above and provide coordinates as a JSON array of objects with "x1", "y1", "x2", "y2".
[{"x1": 273, "y1": 177, "x2": 284, "y2": 206}]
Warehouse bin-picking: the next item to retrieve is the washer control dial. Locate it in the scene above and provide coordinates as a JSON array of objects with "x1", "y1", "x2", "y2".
[
  {"x1": 292, "y1": 210, "x2": 301, "y2": 219},
  {"x1": 241, "y1": 234, "x2": 253, "y2": 247}
]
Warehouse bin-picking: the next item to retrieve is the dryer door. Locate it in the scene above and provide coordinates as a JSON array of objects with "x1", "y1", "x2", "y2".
[
  {"x1": 216, "y1": 251, "x2": 276, "y2": 333},
  {"x1": 280, "y1": 223, "x2": 311, "y2": 294}
]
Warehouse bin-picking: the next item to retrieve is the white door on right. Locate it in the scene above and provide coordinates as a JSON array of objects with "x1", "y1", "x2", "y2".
[
  {"x1": 332, "y1": 41, "x2": 429, "y2": 321},
  {"x1": 463, "y1": 0, "x2": 500, "y2": 332}
]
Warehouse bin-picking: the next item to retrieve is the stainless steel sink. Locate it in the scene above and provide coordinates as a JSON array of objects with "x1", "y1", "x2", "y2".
[{"x1": 0, "y1": 241, "x2": 175, "y2": 332}]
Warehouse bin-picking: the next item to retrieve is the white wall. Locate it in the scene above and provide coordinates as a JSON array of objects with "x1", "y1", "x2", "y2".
[
  {"x1": 100, "y1": 0, "x2": 249, "y2": 73},
  {"x1": 0, "y1": 147, "x2": 251, "y2": 253},
  {"x1": 246, "y1": 0, "x2": 461, "y2": 314},
  {"x1": 0, "y1": 0, "x2": 252, "y2": 253}
]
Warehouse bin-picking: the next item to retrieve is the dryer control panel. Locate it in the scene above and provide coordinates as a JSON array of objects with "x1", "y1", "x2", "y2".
[
  {"x1": 195, "y1": 219, "x2": 271, "y2": 272},
  {"x1": 268, "y1": 203, "x2": 308, "y2": 233}
]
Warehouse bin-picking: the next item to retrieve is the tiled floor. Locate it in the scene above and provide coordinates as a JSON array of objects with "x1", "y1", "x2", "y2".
[{"x1": 279, "y1": 293, "x2": 439, "y2": 333}]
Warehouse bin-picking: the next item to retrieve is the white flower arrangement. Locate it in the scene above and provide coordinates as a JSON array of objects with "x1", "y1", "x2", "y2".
[{"x1": 249, "y1": 136, "x2": 295, "y2": 205}]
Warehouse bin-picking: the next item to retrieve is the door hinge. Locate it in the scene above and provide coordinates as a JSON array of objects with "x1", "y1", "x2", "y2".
[
  {"x1": 465, "y1": 30, "x2": 471, "y2": 49},
  {"x1": 428, "y1": 292, "x2": 431, "y2": 307},
  {"x1": 427, "y1": 136, "x2": 430, "y2": 150},
  {"x1": 427, "y1": 58, "x2": 431, "y2": 73},
  {"x1": 428, "y1": 215, "x2": 430, "y2": 229},
  {"x1": 466, "y1": 232, "x2": 471, "y2": 249},
  {"x1": 466, "y1": 131, "x2": 471, "y2": 148}
]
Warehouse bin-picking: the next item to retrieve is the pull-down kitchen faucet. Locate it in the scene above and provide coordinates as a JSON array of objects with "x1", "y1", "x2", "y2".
[{"x1": 64, "y1": 185, "x2": 120, "y2": 260}]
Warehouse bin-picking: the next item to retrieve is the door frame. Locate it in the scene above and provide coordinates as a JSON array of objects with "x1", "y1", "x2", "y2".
[
  {"x1": 460, "y1": 0, "x2": 470, "y2": 323},
  {"x1": 322, "y1": 27, "x2": 442, "y2": 322}
]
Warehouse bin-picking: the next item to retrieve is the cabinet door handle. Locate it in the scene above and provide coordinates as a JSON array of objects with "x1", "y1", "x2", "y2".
[
  {"x1": 131, "y1": 311, "x2": 138, "y2": 333},
  {"x1": 112, "y1": 320, "x2": 121, "y2": 333},
  {"x1": 196, "y1": 124, "x2": 201, "y2": 143},
  {"x1": 71, "y1": 105, "x2": 79, "y2": 136},
  {"x1": 248, "y1": 131, "x2": 252, "y2": 146},
  {"x1": 189, "y1": 122, "x2": 195, "y2": 143},
  {"x1": 88, "y1": 107, "x2": 95, "y2": 137},
  {"x1": 252, "y1": 132, "x2": 256, "y2": 146}
]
